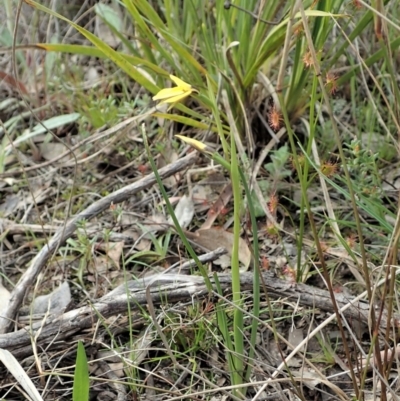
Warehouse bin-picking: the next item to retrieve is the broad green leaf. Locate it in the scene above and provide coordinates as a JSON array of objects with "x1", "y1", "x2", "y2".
[
  {"x1": 73, "y1": 341, "x2": 90, "y2": 401},
  {"x1": 4, "y1": 113, "x2": 80, "y2": 155}
]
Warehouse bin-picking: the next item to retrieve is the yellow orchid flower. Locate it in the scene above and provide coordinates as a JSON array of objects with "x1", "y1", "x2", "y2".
[
  {"x1": 153, "y1": 75, "x2": 196, "y2": 105},
  {"x1": 175, "y1": 135, "x2": 209, "y2": 153},
  {"x1": 175, "y1": 134, "x2": 230, "y2": 170}
]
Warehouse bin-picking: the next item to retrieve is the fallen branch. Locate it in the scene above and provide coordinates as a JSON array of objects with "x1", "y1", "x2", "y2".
[{"x1": 0, "y1": 269, "x2": 397, "y2": 358}]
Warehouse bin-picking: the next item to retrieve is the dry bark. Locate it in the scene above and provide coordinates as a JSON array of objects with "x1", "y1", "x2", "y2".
[{"x1": 0, "y1": 268, "x2": 396, "y2": 358}]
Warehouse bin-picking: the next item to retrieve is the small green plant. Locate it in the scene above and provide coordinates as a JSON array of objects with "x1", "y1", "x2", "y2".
[
  {"x1": 265, "y1": 145, "x2": 292, "y2": 184},
  {"x1": 61, "y1": 219, "x2": 98, "y2": 287},
  {"x1": 83, "y1": 95, "x2": 119, "y2": 129},
  {"x1": 345, "y1": 139, "x2": 382, "y2": 199}
]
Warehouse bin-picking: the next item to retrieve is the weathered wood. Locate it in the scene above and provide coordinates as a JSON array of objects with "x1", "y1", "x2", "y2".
[{"x1": 0, "y1": 270, "x2": 395, "y2": 358}]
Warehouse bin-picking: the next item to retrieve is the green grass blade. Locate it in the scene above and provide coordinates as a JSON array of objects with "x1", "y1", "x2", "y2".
[
  {"x1": 337, "y1": 36, "x2": 400, "y2": 86},
  {"x1": 26, "y1": 0, "x2": 159, "y2": 94},
  {"x1": 129, "y1": 0, "x2": 206, "y2": 78},
  {"x1": 141, "y1": 125, "x2": 212, "y2": 290},
  {"x1": 229, "y1": 109, "x2": 245, "y2": 396},
  {"x1": 239, "y1": 168, "x2": 260, "y2": 383},
  {"x1": 35, "y1": 44, "x2": 169, "y2": 75},
  {"x1": 213, "y1": 273, "x2": 238, "y2": 395},
  {"x1": 73, "y1": 341, "x2": 90, "y2": 401}
]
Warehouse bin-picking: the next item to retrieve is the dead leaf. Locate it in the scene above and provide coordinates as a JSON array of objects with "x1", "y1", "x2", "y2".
[
  {"x1": 31, "y1": 281, "x2": 71, "y2": 315},
  {"x1": 141, "y1": 213, "x2": 169, "y2": 236},
  {"x1": 39, "y1": 142, "x2": 71, "y2": 162},
  {"x1": 288, "y1": 328, "x2": 305, "y2": 352},
  {"x1": 200, "y1": 183, "x2": 233, "y2": 230},
  {"x1": 168, "y1": 194, "x2": 194, "y2": 229},
  {"x1": 158, "y1": 147, "x2": 179, "y2": 188},
  {"x1": 123, "y1": 229, "x2": 151, "y2": 251},
  {"x1": 95, "y1": 241, "x2": 124, "y2": 269},
  {"x1": 0, "y1": 280, "x2": 11, "y2": 322},
  {"x1": 131, "y1": 329, "x2": 155, "y2": 365},
  {"x1": 109, "y1": 363, "x2": 124, "y2": 378},
  {"x1": 0, "y1": 70, "x2": 28, "y2": 94},
  {"x1": 187, "y1": 228, "x2": 251, "y2": 270},
  {"x1": 0, "y1": 193, "x2": 20, "y2": 217},
  {"x1": 294, "y1": 369, "x2": 322, "y2": 389},
  {"x1": 89, "y1": 255, "x2": 111, "y2": 274},
  {"x1": 0, "y1": 349, "x2": 44, "y2": 401},
  {"x1": 0, "y1": 280, "x2": 11, "y2": 304},
  {"x1": 192, "y1": 172, "x2": 228, "y2": 212},
  {"x1": 106, "y1": 241, "x2": 124, "y2": 268},
  {"x1": 359, "y1": 343, "x2": 400, "y2": 370},
  {"x1": 84, "y1": 66, "x2": 100, "y2": 86},
  {"x1": 0, "y1": 176, "x2": 53, "y2": 217}
]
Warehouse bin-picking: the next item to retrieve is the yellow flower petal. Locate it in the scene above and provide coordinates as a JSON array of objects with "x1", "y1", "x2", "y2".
[
  {"x1": 153, "y1": 75, "x2": 195, "y2": 106},
  {"x1": 170, "y1": 75, "x2": 192, "y2": 91},
  {"x1": 161, "y1": 92, "x2": 191, "y2": 104},
  {"x1": 175, "y1": 135, "x2": 208, "y2": 152},
  {"x1": 152, "y1": 87, "x2": 186, "y2": 101}
]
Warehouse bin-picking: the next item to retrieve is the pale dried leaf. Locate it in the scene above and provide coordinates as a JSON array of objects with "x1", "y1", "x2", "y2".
[
  {"x1": 84, "y1": 66, "x2": 100, "y2": 86},
  {"x1": 168, "y1": 194, "x2": 194, "y2": 229},
  {"x1": 141, "y1": 213, "x2": 169, "y2": 236},
  {"x1": 0, "y1": 280, "x2": 11, "y2": 324},
  {"x1": 120, "y1": 212, "x2": 137, "y2": 227},
  {"x1": 0, "y1": 349, "x2": 44, "y2": 401},
  {"x1": 0, "y1": 280, "x2": 11, "y2": 304},
  {"x1": 123, "y1": 229, "x2": 151, "y2": 251},
  {"x1": 288, "y1": 328, "x2": 305, "y2": 352},
  {"x1": 294, "y1": 369, "x2": 322, "y2": 389},
  {"x1": 285, "y1": 356, "x2": 302, "y2": 368},
  {"x1": 0, "y1": 193, "x2": 20, "y2": 217},
  {"x1": 39, "y1": 142, "x2": 71, "y2": 162},
  {"x1": 192, "y1": 184, "x2": 211, "y2": 207},
  {"x1": 31, "y1": 281, "x2": 71, "y2": 315},
  {"x1": 96, "y1": 241, "x2": 124, "y2": 269},
  {"x1": 0, "y1": 177, "x2": 53, "y2": 217},
  {"x1": 382, "y1": 165, "x2": 400, "y2": 192},
  {"x1": 131, "y1": 329, "x2": 156, "y2": 365},
  {"x1": 88, "y1": 255, "x2": 110, "y2": 274},
  {"x1": 188, "y1": 228, "x2": 251, "y2": 270},
  {"x1": 2, "y1": 177, "x2": 16, "y2": 186},
  {"x1": 359, "y1": 343, "x2": 400, "y2": 370},
  {"x1": 109, "y1": 362, "x2": 124, "y2": 378}
]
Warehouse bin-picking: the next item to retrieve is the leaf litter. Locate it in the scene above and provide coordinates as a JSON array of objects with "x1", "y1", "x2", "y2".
[{"x1": 0, "y1": 116, "x2": 389, "y2": 401}]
